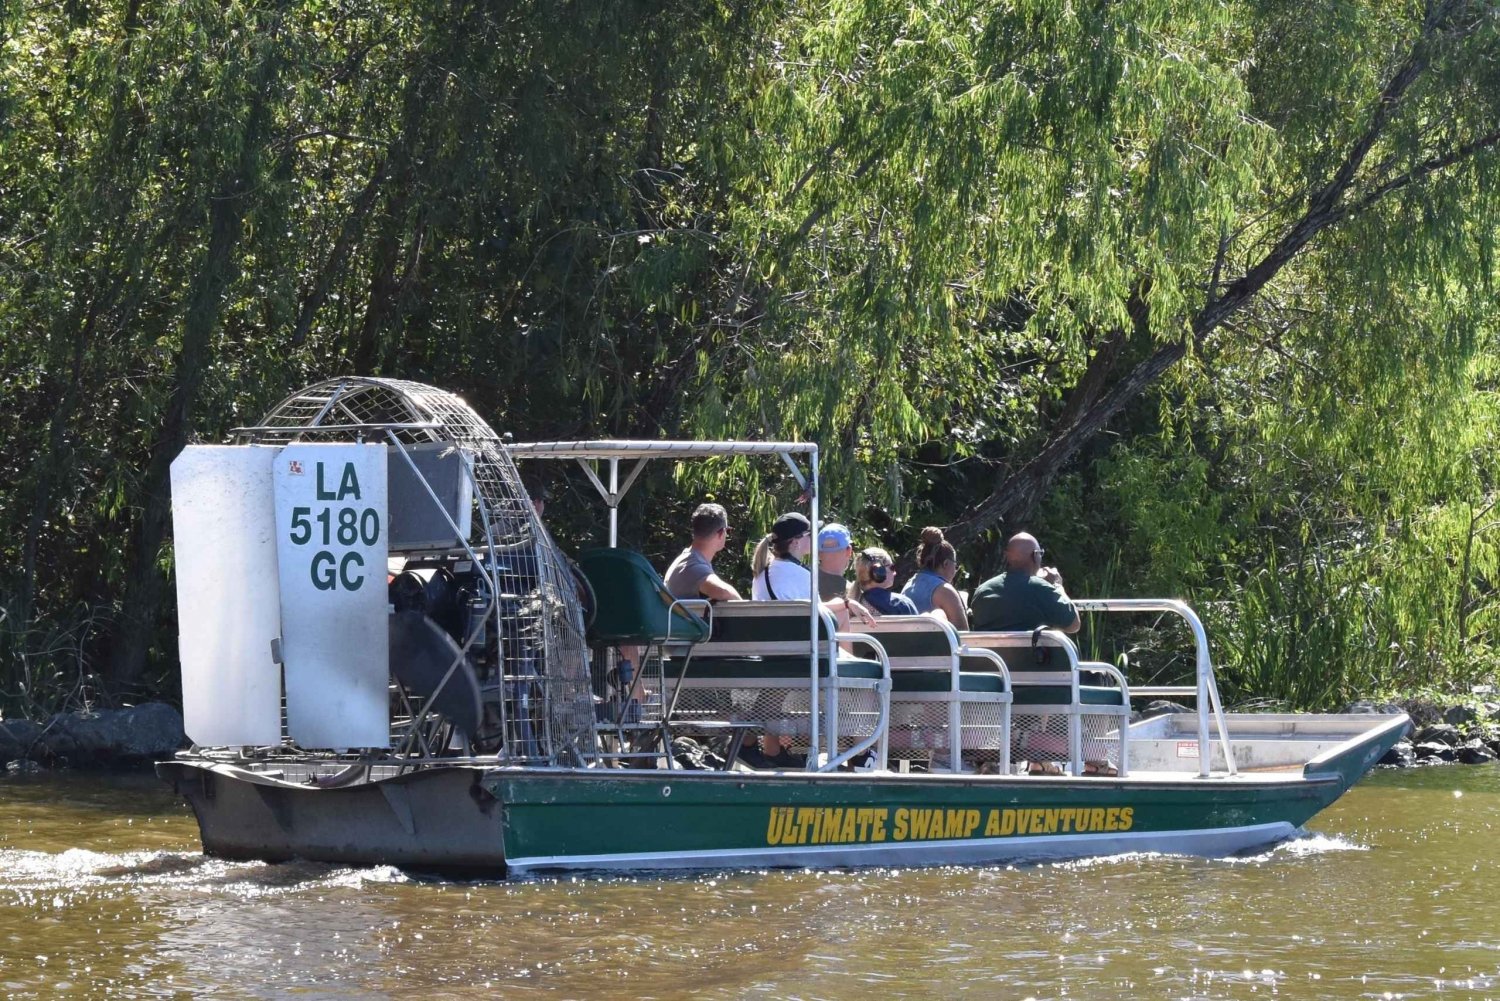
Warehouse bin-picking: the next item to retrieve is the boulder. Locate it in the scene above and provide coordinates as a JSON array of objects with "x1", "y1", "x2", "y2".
[
  {"x1": 1342, "y1": 700, "x2": 1406, "y2": 715},
  {"x1": 38, "y1": 703, "x2": 186, "y2": 766},
  {"x1": 1459, "y1": 740, "x2": 1497, "y2": 765},
  {"x1": 1444, "y1": 705, "x2": 1480, "y2": 727},
  {"x1": 1379, "y1": 741, "x2": 1416, "y2": 768},
  {"x1": 1415, "y1": 741, "x2": 1457, "y2": 762},
  {"x1": 1139, "y1": 700, "x2": 1192, "y2": 720},
  {"x1": 0, "y1": 718, "x2": 45, "y2": 763},
  {"x1": 1414, "y1": 723, "x2": 1461, "y2": 746},
  {"x1": 1483, "y1": 701, "x2": 1500, "y2": 722}
]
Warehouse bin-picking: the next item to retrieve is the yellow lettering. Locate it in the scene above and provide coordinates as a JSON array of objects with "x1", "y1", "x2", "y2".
[
  {"x1": 1000, "y1": 809, "x2": 1017, "y2": 836},
  {"x1": 1105, "y1": 807, "x2": 1121, "y2": 832},
  {"x1": 963, "y1": 809, "x2": 981, "y2": 838},
  {"x1": 766, "y1": 808, "x2": 784, "y2": 845},
  {"x1": 840, "y1": 809, "x2": 858, "y2": 843},
  {"x1": 1119, "y1": 807, "x2": 1134, "y2": 830},
  {"x1": 893, "y1": 808, "x2": 909, "y2": 841},
  {"x1": 872, "y1": 808, "x2": 888, "y2": 841},
  {"x1": 1045, "y1": 808, "x2": 1060, "y2": 834},
  {"x1": 911, "y1": 810, "x2": 930, "y2": 840},
  {"x1": 795, "y1": 807, "x2": 815, "y2": 845},
  {"x1": 984, "y1": 809, "x2": 1002, "y2": 836},
  {"x1": 1090, "y1": 808, "x2": 1106, "y2": 832}
]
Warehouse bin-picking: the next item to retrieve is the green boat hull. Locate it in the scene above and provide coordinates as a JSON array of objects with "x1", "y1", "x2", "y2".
[
  {"x1": 159, "y1": 713, "x2": 1406, "y2": 876},
  {"x1": 494, "y1": 768, "x2": 1341, "y2": 874}
]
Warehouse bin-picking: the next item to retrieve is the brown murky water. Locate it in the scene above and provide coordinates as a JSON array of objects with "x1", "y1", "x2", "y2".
[{"x1": 1, "y1": 765, "x2": 1496, "y2": 999}]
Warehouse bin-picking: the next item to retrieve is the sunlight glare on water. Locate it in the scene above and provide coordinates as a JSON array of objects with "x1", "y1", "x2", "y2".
[{"x1": 1, "y1": 767, "x2": 1498, "y2": 998}]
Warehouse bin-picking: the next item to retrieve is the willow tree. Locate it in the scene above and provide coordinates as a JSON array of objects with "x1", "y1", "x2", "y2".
[{"x1": 680, "y1": 0, "x2": 1500, "y2": 541}]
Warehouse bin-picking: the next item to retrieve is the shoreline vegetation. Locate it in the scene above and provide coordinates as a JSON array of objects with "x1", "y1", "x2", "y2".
[
  {"x1": 0, "y1": 696, "x2": 1491, "y2": 774},
  {"x1": 4, "y1": 3, "x2": 1500, "y2": 717}
]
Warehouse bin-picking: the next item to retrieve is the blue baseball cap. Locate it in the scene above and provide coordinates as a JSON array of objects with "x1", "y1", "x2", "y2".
[{"x1": 818, "y1": 523, "x2": 852, "y2": 553}]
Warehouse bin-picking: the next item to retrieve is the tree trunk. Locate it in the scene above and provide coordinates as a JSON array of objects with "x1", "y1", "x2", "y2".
[{"x1": 106, "y1": 22, "x2": 283, "y2": 693}]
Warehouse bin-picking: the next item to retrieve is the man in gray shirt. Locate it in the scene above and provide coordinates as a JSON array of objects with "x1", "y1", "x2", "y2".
[{"x1": 664, "y1": 503, "x2": 743, "y2": 601}]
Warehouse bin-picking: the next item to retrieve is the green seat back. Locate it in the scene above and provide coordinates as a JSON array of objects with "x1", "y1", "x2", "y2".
[
  {"x1": 578, "y1": 548, "x2": 710, "y2": 646},
  {"x1": 1013, "y1": 684, "x2": 1125, "y2": 707},
  {"x1": 891, "y1": 670, "x2": 1007, "y2": 694},
  {"x1": 683, "y1": 656, "x2": 884, "y2": 681}
]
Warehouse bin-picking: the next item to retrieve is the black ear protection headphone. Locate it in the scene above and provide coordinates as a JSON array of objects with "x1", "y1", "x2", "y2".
[{"x1": 862, "y1": 549, "x2": 890, "y2": 583}]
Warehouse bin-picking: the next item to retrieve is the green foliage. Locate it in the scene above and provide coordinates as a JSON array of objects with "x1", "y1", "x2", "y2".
[{"x1": 1, "y1": 0, "x2": 1498, "y2": 708}]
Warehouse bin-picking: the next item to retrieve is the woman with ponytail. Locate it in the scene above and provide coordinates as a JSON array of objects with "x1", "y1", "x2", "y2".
[
  {"x1": 750, "y1": 513, "x2": 814, "y2": 600},
  {"x1": 901, "y1": 526, "x2": 969, "y2": 629}
]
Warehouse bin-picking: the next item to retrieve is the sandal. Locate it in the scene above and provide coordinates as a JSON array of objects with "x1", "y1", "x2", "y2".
[
  {"x1": 1083, "y1": 761, "x2": 1118, "y2": 777},
  {"x1": 1027, "y1": 761, "x2": 1065, "y2": 776}
]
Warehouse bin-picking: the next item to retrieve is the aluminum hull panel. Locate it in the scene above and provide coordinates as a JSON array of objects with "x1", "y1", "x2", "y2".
[{"x1": 158, "y1": 712, "x2": 1404, "y2": 876}]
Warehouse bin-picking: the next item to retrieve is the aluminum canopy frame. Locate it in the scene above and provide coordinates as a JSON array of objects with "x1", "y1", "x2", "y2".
[
  {"x1": 506, "y1": 440, "x2": 818, "y2": 549},
  {"x1": 507, "y1": 439, "x2": 840, "y2": 765}
]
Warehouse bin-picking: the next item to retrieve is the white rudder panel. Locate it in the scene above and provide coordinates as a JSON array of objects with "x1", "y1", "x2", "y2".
[
  {"x1": 274, "y1": 444, "x2": 390, "y2": 748},
  {"x1": 171, "y1": 445, "x2": 284, "y2": 746}
]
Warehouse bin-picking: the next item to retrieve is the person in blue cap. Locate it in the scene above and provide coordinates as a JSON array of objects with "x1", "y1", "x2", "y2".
[{"x1": 816, "y1": 522, "x2": 854, "y2": 601}]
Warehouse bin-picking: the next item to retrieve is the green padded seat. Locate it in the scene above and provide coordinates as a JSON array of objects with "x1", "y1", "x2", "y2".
[
  {"x1": 678, "y1": 656, "x2": 884, "y2": 681},
  {"x1": 1012, "y1": 684, "x2": 1126, "y2": 707},
  {"x1": 890, "y1": 671, "x2": 1008, "y2": 694},
  {"x1": 578, "y1": 547, "x2": 710, "y2": 646}
]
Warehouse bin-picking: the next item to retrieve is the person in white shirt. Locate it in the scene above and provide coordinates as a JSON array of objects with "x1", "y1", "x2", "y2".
[{"x1": 751, "y1": 512, "x2": 814, "y2": 600}]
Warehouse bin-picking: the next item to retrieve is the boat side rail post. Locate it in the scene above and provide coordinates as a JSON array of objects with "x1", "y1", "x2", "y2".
[
  {"x1": 1080, "y1": 661, "x2": 1131, "y2": 777},
  {"x1": 1072, "y1": 598, "x2": 1235, "y2": 778},
  {"x1": 825, "y1": 631, "x2": 892, "y2": 771},
  {"x1": 955, "y1": 645, "x2": 1013, "y2": 774}
]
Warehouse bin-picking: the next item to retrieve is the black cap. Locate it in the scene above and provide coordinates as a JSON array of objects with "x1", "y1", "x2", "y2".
[{"x1": 771, "y1": 512, "x2": 810, "y2": 542}]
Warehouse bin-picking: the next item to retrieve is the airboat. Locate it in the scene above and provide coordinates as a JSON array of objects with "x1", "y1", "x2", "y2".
[{"x1": 156, "y1": 378, "x2": 1407, "y2": 874}]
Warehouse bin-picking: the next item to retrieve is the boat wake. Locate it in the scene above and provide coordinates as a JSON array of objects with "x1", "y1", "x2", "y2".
[
  {"x1": 0, "y1": 847, "x2": 410, "y2": 902},
  {"x1": 1231, "y1": 830, "x2": 1368, "y2": 862}
]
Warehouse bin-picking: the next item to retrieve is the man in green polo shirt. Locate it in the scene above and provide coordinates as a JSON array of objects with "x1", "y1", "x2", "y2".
[{"x1": 968, "y1": 532, "x2": 1081, "y2": 633}]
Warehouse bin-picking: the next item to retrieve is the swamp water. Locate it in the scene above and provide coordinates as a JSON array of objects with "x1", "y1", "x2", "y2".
[{"x1": 0, "y1": 766, "x2": 1496, "y2": 999}]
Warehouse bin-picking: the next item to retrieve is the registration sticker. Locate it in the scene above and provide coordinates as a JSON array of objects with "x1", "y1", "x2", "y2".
[{"x1": 1176, "y1": 741, "x2": 1200, "y2": 758}]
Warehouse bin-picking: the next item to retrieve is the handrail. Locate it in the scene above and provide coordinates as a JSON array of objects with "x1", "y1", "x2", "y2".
[
  {"x1": 824, "y1": 631, "x2": 892, "y2": 771},
  {"x1": 1072, "y1": 598, "x2": 1236, "y2": 777},
  {"x1": 962, "y1": 628, "x2": 1132, "y2": 776},
  {"x1": 955, "y1": 645, "x2": 1013, "y2": 774}
]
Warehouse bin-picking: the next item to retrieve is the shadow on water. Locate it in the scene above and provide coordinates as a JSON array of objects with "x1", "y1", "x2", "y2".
[{"x1": 2, "y1": 764, "x2": 1498, "y2": 998}]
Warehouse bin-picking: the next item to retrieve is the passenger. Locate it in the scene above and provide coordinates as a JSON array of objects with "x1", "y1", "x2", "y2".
[
  {"x1": 850, "y1": 547, "x2": 919, "y2": 616},
  {"x1": 750, "y1": 512, "x2": 815, "y2": 600},
  {"x1": 967, "y1": 532, "x2": 1080, "y2": 633},
  {"x1": 901, "y1": 526, "x2": 970, "y2": 629},
  {"x1": 816, "y1": 523, "x2": 854, "y2": 601},
  {"x1": 664, "y1": 503, "x2": 744, "y2": 602},
  {"x1": 751, "y1": 513, "x2": 874, "y2": 626}
]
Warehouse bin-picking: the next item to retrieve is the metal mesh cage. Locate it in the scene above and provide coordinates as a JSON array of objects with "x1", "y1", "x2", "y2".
[
  {"x1": 668, "y1": 681, "x2": 881, "y2": 759},
  {"x1": 888, "y1": 700, "x2": 1007, "y2": 761},
  {"x1": 1010, "y1": 709, "x2": 1125, "y2": 772},
  {"x1": 240, "y1": 378, "x2": 595, "y2": 765}
]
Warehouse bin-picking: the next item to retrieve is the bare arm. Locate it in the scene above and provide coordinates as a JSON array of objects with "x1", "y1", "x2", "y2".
[
  {"x1": 933, "y1": 584, "x2": 969, "y2": 631},
  {"x1": 700, "y1": 573, "x2": 742, "y2": 602},
  {"x1": 1040, "y1": 567, "x2": 1082, "y2": 634}
]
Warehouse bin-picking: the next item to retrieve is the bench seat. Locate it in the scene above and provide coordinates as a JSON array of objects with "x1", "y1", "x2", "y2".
[{"x1": 674, "y1": 656, "x2": 884, "y2": 681}]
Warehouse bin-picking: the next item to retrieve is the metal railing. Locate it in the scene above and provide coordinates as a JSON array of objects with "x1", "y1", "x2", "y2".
[
  {"x1": 962, "y1": 628, "x2": 1131, "y2": 777},
  {"x1": 1072, "y1": 598, "x2": 1236, "y2": 777}
]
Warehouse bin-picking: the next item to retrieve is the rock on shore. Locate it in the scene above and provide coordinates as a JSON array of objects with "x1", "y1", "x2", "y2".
[{"x1": 0, "y1": 703, "x2": 186, "y2": 770}]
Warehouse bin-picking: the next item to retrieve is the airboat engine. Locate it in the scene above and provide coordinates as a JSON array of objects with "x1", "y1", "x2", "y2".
[{"x1": 167, "y1": 378, "x2": 593, "y2": 764}]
